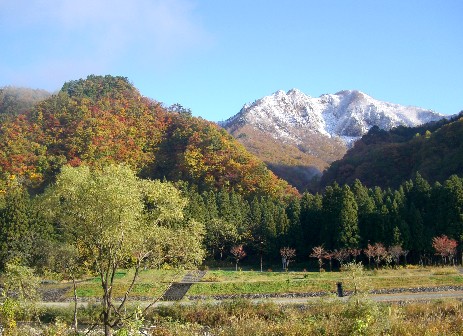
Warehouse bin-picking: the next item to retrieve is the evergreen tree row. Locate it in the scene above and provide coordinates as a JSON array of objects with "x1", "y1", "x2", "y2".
[
  {"x1": 1, "y1": 172, "x2": 462, "y2": 269},
  {"x1": 179, "y1": 173, "x2": 463, "y2": 264}
]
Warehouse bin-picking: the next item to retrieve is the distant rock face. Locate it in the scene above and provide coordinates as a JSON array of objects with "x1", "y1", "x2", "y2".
[{"x1": 221, "y1": 89, "x2": 443, "y2": 191}]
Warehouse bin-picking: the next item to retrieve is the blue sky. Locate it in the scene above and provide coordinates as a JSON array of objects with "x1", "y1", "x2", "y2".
[{"x1": 1, "y1": 0, "x2": 462, "y2": 121}]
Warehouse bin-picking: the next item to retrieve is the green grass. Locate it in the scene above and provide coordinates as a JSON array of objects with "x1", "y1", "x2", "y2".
[
  {"x1": 54, "y1": 269, "x2": 185, "y2": 299},
  {"x1": 188, "y1": 266, "x2": 463, "y2": 296},
  {"x1": 43, "y1": 266, "x2": 463, "y2": 299}
]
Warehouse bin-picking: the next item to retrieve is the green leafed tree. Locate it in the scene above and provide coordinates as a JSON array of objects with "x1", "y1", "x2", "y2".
[
  {"x1": 0, "y1": 180, "x2": 52, "y2": 269},
  {"x1": 0, "y1": 181, "x2": 31, "y2": 267},
  {"x1": 38, "y1": 164, "x2": 204, "y2": 335}
]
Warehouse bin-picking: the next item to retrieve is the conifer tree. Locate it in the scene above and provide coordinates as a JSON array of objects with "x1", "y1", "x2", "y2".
[
  {"x1": 0, "y1": 181, "x2": 39, "y2": 268},
  {"x1": 229, "y1": 190, "x2": 251, "y2": 238},
  {"x1": 442, "y1": 176, "x2": 463, "y2": 240},
  {"x1": 352, "y1": 179, "x2": 375, "y2": 246},
  {"x1": 203, "y1": 190, "x2": 219, "y2": 221},
  {"x1": 336, "y1": 185, "x2": 360, "y2": 249},
  {"x1": 285, "y1": 197, "x2": 303, "y2": 253},
  {"x1": 300, "y1": 192, "x2": 323, "y2": 251},
  {"x1": 183, "y1": 188, "x2": 207, "y2": 223},
  {"x1": 407, "y1": 202, "x2": 426, "y2": 253},
  {"x1": 321, "y1": 184, "x2": 343, "y2": 249}
]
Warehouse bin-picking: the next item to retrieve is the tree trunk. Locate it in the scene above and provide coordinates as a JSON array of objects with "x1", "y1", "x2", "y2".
[
  {"x1": 72, "y1": 276, "x2": 78, "y2": 334},
  {"x1": 102, "y1": 280, "x2": 112, "y2": 336},
  {"x1": 220, "y1": 248, "x2": 224, "y2": 260},
  {"x1": 104, "y1": 322, "x2": 112, "y2": 336}
]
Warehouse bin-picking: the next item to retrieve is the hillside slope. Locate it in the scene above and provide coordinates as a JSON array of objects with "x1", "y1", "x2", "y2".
[
  {"x1": 320, "y1": 113, "x2": 463, "y2": 189},
  {"x1": 0, "y1": 75, "x2": 297, "y2": 199}
]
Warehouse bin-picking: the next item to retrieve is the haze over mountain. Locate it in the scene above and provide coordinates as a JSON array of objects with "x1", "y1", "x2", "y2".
[
  {"x1": 222, "y1": 89, "x2": 444, "y2": 191},
  {"x1": 0, "y1": 86, "x2": 51, "y2": 118}
]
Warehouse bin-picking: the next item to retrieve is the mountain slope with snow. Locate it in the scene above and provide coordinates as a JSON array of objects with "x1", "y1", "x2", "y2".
[
  {"x1": 224, "y1": 89, "x2": 442, "y2": 145},
  {"x1": 222, "y1": 89, "x2": 444, "y2": 191}
]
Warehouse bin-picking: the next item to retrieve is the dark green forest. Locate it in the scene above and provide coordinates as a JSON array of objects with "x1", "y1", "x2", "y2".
[{"x1": 2, "y1": 168, "x2": 463, "y2": 270}]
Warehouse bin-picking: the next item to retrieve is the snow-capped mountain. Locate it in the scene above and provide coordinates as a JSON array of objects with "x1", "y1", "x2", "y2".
[
  {"x1": 223, "y1": 89, "x2": 443, "y2": 146},
  {"x1": 222, "y1": 89, "x2": 444, "y2": 191}
]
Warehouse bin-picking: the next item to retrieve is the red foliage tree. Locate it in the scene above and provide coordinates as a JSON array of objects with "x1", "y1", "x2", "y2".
[
  {"x1": 230, "y1": 245, "x2": 247, "y2": 271},
  {"x1": 309, "y1": 246, "x2": 326, "y2": 272},
  {"x1": 364, "y1": 243, "x2": 388, "y2": 269},
  {"x1": 333, "y1": 248, "x2": 350, "y2": 266},
  {"x1": 432, "y1": 235, "x2": 458, "y2": 265},
  {"x1": 388, "y1": 245, "x2": 404, "y2": 266}
]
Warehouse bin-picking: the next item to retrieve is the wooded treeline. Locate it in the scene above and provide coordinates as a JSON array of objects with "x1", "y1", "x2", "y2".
[
  {"x1": 0, "y1": 75, "x2": 297, "y2": 200},
  {"x1": 183, "y1": 172, "x2": 463, "y2": 265},
  {"x1": 2, "y1": 170, "x2": 461, "y2": 271}
]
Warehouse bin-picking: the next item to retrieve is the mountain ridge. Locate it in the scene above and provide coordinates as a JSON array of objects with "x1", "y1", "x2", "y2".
[
  {"x1": 223, "y1": 88, "x2": 443, "y2": 144},
  {"x1": 222, "y1": 89, "x2": 444, "y2": 191}
]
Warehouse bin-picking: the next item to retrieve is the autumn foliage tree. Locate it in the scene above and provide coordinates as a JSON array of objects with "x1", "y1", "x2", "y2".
[
  {"x1": 388, "y1": 245, "x2": 405, "y2": 266},
  {"x1": 310, "y1": 246, "x2": 327, "y2": 272},
  {"x1": 432, "y1": 235, "x2": 458, "y2": 265},
  {"x1": 280, "y1": 247, "x2": 296, "y2": 271},
  {"x1": 0, "y1": 75, "x2": 298, "y2": 201},
  {"x1": 364, "y1": 243, "x2": 388, "y2": 269},
  {"x1": 230, "y1": 245, "x2": 246, "y2": 271},
  {"x1": 332, "y1": 248, "x2": 350, "y2": 267}
]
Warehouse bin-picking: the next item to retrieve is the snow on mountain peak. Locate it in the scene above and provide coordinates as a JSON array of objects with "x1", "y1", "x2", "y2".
[{"x1": 223, "y1": 89, "x2": 444, "y2": 146}]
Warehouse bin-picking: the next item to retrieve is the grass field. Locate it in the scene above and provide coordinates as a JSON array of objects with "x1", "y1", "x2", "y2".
[
  {"x1": 42, "y1": 269, "x2": 187, "y2": 299},
  {"x1": 45, "y1": 266, "x2": 463, "y2": 300},
  {"x1": 188, "y1": 266, "x2": 463, "y2": 296},
  {"x1": 9, "y1": 266, "x2": 463, "y2": 335}
]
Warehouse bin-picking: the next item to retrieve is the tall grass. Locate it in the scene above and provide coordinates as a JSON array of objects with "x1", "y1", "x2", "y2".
[
  {"x1": 145, "y1": 298, "x2": 463, "y2": 335},
  {"x1": 7, "y1": 297, "x2": 463, "y2": 335}
]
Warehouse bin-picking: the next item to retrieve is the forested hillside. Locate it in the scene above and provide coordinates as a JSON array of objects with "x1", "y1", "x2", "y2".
[
  {"x1": 0, "y1": 75, "x2": 297, "y2": 199},
  {"x1": 321, "y1": 113, "x2": 463, "y2": 189}
]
